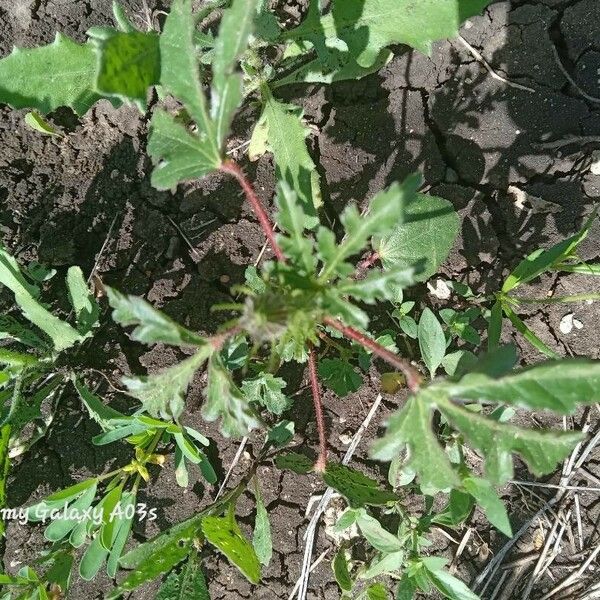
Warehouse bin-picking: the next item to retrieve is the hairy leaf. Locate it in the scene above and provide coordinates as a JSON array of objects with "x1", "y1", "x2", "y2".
[
  {"x1": 73, "y1": 378, "x2": 124, "y2": 431},
  {"x1": 253, "y1": 488, "x2": 272, "y2": 567},
  {"x1": 203, "y1": 354, "x2": 262, "y2": 437},
  {"x1": 441, "y1": 359, "x2": 600, "y2": 413},
  {"x1": 336, "y1": 265, "x2": 417, "y2": 304},
  {"x1": 374, "y1": 194, "x2": 459, "y2": 282},
  {"x1": 275, "y1": 451, "x2": 314, "y2": 474},
  {"x1": 421, "y1": 557, "x2": 480, "y2": 600},
  {"x1": 320, "y1": 176, "x2": 420, "y2": 280},
  {"x1": 323, "y1": 463, "x2": 398, "y2": 507},
  {"x1": 463, "y1": 477, "x2": 511, "y2": 537},
  {"x1": 0, "y1": 33, "x2": 100, "y2": 115},
  {"x1": 66, "y1": 266, "x2": 99, "y2": 336},
  {"x1": 107, "y1": 287, "x2": 207, "y2": 347},
  {"x1": 156, "y1": 553, "x2": 210, "y2": 600},
  {"x1": 92, "y1": 28, "x2": 160, "y2": 108},
  {"x1": 241, "y1": 373, "x2": 291, "y2": 415},
  {"x1": 202, "y1": 511, "x2": 261, "y2": 584},
  {"x1": 371, "y1": 392, "x2": 459, "y2": 493},
  {"x1": 123, "y1": 349, "x2": 211, "y2": 421},
  {"x1": 211, "y1": 0, "x2": 258, "y2": 147},
  {"x1": 258, "y1": 88, "x2": 321, "y2": 222},
  {"x1": 437, "y1": 398, "x2": 583, "y2": 484},
  {"x1": 355, "y1": 509, "x2": 403, "y2": 553}
]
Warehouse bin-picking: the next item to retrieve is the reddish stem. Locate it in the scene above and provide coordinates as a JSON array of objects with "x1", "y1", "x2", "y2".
[
  {"x1": 357, "y1": 251, "x2": 380, "y2": 271},
  {"x1": 307, "y1": 345, "x2": 328, "y2": 472},
  {"x1": 323, "y1": 317, "x2": 423, "y2": 393},
  {"x1": 220, "y1": 159, "x2": 286, "y2": 263}
]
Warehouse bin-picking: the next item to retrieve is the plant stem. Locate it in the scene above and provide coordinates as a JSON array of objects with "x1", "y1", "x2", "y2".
[
  {"x1": 511, "y1": 292, "x2": 600, "y2": 305},
  {"x1": 357, "y1": 252, "x2": 380, "y2": 270},
  {"x1": 307, "y1": 346, "x2": 327, "y2": 472},
  {"x1": 323, "y1": 317, "x2": 423, "y2": 393},
  {"x1": 220, "y1": 159, "x2": 286, "y2": 263}
]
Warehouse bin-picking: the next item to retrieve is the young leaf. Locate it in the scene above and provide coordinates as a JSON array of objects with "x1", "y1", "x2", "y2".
[
  {"x1": 258, "y1": 87, "x2": 321, "y2": 222},
  {"x1": 241, "y1": 373, "x2": 291, "y2": 415},
  {"x1": 487, "y1": 300, "x2": 503, "y2": 350},
  {"x1": 374, "y1": 194, "x2": 459, "y2": 282},
  {"x1": 79, "y1": 535, "x2": 109, "y2": 581},
  {"x1": 24, "y1": 111, "x2": 62, "y2": 136},
  {"x1": 362, "y1": 552, "x2": 405, "y2": 580},
  {"x1": 366, "y1": 583, "x2": 390, "y2": 600},
  {"x1": 275, "y1": 451, "x2": 314, "y2": 474},
  {"x1": 355, "y1": 510, "x2": 403, "y2": 553},
  {"x1": 112, "y1": 2, "x2": 136, "y2": 33},
  {"x1": 0, "y1": 34, "x2": 101, "y2": 115},
  {"x1": 211, "y1": 0, "x2": 258, "y2": 147},
  {"x1": 441, "y1": 359, "x2": 600, "y2": 413},
  {"x1": 320, "y1": 177, "x2": 420, "y2": 280},
  {"x1": 502, "y1": 303, "x2": 559, "y2": 359},
  {"x1": 418, "y1": 308, "x2": 446, "y2": 378},
  {"x1": 156, "y1": 553, "x2": 210, "y2": 600},
  {"x1": 107, "y1": 492, "x2": 137, "y2": 578},
  {"x1": 318, "y1": 358, "x2": 363, "y2": 397},
  {"x1": 421, "y1": 557, "x2": 480, "y2": 600},
  {"x1": 333, "y1": 547, "x2": 352, "y2": 592},
  {"x1": 437, "y1": 397, "x2": 583, "y2": 484},
  {"x1": 371, "y1": 392, "x2": 459, "y2": 493},
  {"x1": 91, "y1": 28, "x2": 160, "y2": 108},
  {"x1": 203, "y1": 354, "x2": 262, "y2": 437},
  {"x1": 123, "y1": 349, "x2": 211, "y2": 421},
  {"x1": 107, "y1": 287, "x2": 207, "y2": 347},
  {"x1": 336, "y1": 265, "x2": 418, "y2": 304},
  {"x1": 252, "y1": 486, "x2": 272, "y2": 567},
  {"x1": 275, "y1": 182, "x2": 316, "y2": 272},
  {"x1": 503, "y1": 216, "x2": 593, "y2": 292},
  {"x1": 73, "y1": 377, "x2": 124, "y2": 431},
  {"x1": 0, "y1": 246, "x2": 83, "y2": 352},
  {"x1": 44, "y1": 483, "x2": 97, "y2": 542},
  {"x1": 284, "y1": 0, "x2": 492, "y2": 68},
  {"x1": 66, "y1": 266, "x2": 99, "y2": 336},
  {"x1": 202, "y1": 511, "x2": 261, "y2": 584},
  {"x1": 462, "y1": 477, "x2": 512, "y2": 537},
  {"x1": 431, "y1": 490, "x2": 474, "y2": 528},
  {"x1": 322, "y1": 463, "x2": 398, "y2": 507}
]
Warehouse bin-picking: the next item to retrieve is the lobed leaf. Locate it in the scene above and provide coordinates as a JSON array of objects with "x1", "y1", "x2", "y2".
[
  {"x1": 318, "y1": 358, "x2": 363, "y2": 397},
  {"x1": 241, "y1": 372, "x2": 291, "y2": 415},
  {"x1": 0, "y1": 33, "x2": 101, "y2": 115},
  {"x1": 156, "y1": 553, "x2": 210, "y2": 600}
]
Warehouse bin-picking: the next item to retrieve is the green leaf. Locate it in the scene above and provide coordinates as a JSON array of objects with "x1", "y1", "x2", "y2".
[
  {"x1": 0, "y1": 315, "x2": 44, "y2": 347},
  {"x1": 318, "y1": 358, "x2": 363, "y2": 397},
  {"x1": 431, "y1": 490, "x2": 474, "y2": 528},
  {"x1": 333, "y1": 547, "x2": 352, "y2": 592},
  {"x1": 107, "y1": 287, "x2": 207, "y2": 346},
  {"x1": 156, "y1": 553, "x2": 210, "y2": 600},
  {"x1": 442, "y1": 359, "x2": 600, "y2": 413},
  {"x1": 46, "y1": 478, "x2": 99, "y2": 503},
  {"x1": 323, "y1": 463, "x2": 398, "y2": 507},
  {"x1": 123, "y1": 349, "x2": 211, "y2": 421},
  {"x1": 66, "y1": 266, "x2": 99, "y2": 336},
  {"x1": 24, "y1": 111, "x2": 62, "y2": 136},
  {"x1": 202, "y1": 511, "x2": 261, "y2": 584},
  {"x1": 80, "y1": 535, "x2": 108, "y2": 581},
  {"x1": 463, "y1": 477, "x2": 511, "y2": 536},
  {"x1": 320, "y1": 177, "x2": 420, "y2": 280},
  {"x1": 273, "y1": 49, "x2": 393, "y2": 88},
  {"x1": 374, "y1": 194, "x2": 459, "y2": 282},
  {"x1": 0, "y1": 33, "x2": 101, "y2": 115},
  {"x1": 503, "y1": 215, "x2": 593, "y2": 292},
  {"x1": 73, "y1": 377, "x2": 124, "y2": 431},
  {"x1": 44, "y1": 483, "x2": 97, "y2": 542},
  {"x1": 437, "y1": 397, "x2": 583, "y2": 484},
  {"x1": 107, "y1": 492, "x2": 136, "y2": 578},
  {"x1": 366, "y1": 583, "x2": 390, "y2": 600},
  {"x1": 241, "y1": 373, "x2": 291, "y2": 415},
  {"x1": 285, "y1": 0, "x2": 492, "y2": 68},
  {"x1": 355, "y1": 509, "x2": 403, "y2": 553},
  {"x1": 258, "y1": 87, "x2": 322, "y2": 222},
  {"x1": 396, "y1": 574, "x2": 418, "y2": 600},
  {"x1": 502, "y1": 303, "x2": 559, "y2": 359},
  {"x1": 211, "y1": 0, "x2": 258, "y2": 147},
  {"x1": 91, "y1": 28, "x2": 160, "y2": 108},
  {"x1": 252, "y1": 487, "x2": 272, "y2": 567},
  {"x1": 421, "y1": 558, "x2": 480, "y2": 600},
  {"x1": 418, "y1": 308, "x2": 446, "y2": 378},
  {"x1": 275, "y1": 182, "x2": 316, "y2": 272},
  {"x1": 0, "y1": 425, "x2": 10, "y2": 537},
  {"x1": 371, "y1": 392, "x2": 459, "y2": 493},
  {"x1": 275, "y1": 451, "x2": 314, "y2": 474},
  {"x1": 0, "y1": 246, "x2": 83, "y2": 352},
  {"x1": 336, "y1": 265, "x2": 418, "y2": 304},
  {"x1": 203, "y1": 354, "x2": 262, "y2": 437},
  {"x1": 361, "y1": 552, "x2": 405, "y2": 581},
  {"x1": 487, "y1": 300, "x2": 503, "y2": 351},
  {"x1": 112, "y1": 2, "x2": 136, "y2": 33}
]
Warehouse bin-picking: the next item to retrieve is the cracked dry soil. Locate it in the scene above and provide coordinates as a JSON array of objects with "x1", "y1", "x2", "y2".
[{"x1": 1, "y1": 0, "x2": 600, "y2": 598}]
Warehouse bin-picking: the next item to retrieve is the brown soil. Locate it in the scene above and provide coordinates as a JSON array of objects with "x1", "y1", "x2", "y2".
[{"x1": 1, "y1": 0, "x2": 600, "y2": 598}]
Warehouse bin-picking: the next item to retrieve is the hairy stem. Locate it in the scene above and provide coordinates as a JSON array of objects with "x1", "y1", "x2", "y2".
[
  {"x1": 323, "y1": 317, "x2": 423, "y2": 393},
  {"x1": 220, "y1": 159, "x2": 286, "y2": 262},
  {"x1": 307, "y1": 346, "x2": 328, "y2": 472}
]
